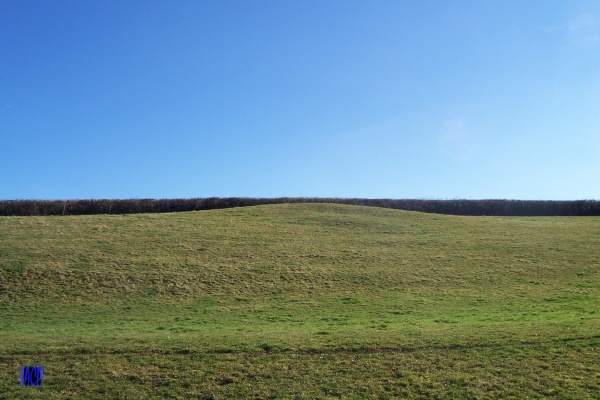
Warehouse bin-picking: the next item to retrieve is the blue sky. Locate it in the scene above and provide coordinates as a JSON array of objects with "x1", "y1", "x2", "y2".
[{"x1": 1, "y1": 0, "x2": 599, "y2": 200}]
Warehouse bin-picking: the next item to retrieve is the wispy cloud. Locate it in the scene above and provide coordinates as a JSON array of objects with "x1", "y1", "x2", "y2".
[
  {"x1": 1, "y1": 103, "x2": 13, "y2": 116},
  {"x1": 557, "y1": 5, "x2": 600, "y2": 77},
  {"x1": 438, "y1": 119, "x2": 480, "y2": 162},
  {"x1": 565, "y1": 9, "x2": 600, "y2": 50}
]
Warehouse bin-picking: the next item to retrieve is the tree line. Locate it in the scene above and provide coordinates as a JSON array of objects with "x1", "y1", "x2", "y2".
[{"x1": 1, "y1": 198, "x2": 599, "y2": 217}]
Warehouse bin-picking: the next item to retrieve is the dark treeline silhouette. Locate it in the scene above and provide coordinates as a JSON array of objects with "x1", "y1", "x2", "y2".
[{"x1": 1, "y1": 198, "x2": 600, "y2": 217}]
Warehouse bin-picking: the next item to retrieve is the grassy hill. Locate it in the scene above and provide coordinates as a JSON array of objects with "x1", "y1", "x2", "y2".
[{"x1": 1, "y1": 203, "x2": 599, "y2": 398}]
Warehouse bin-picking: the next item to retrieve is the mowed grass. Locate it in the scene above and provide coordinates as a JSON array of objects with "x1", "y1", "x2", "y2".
[{"x1": 0, "y1": 203, "x2": 599, "y2": 398}]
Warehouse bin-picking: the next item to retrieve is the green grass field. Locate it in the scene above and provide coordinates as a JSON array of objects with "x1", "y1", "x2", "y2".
[{"x1": 1, "y1": 203, "x2": 599, "y2": 398}]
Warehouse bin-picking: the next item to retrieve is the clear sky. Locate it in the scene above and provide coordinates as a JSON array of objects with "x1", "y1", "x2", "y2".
[{"x1": 2, "y1": 1, "x2": 599, "y2": 200}]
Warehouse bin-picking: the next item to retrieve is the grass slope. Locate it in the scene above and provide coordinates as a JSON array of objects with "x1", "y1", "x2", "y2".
[{"x1": 1, "y1": 203, "x2": 599, "y2": 398}]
